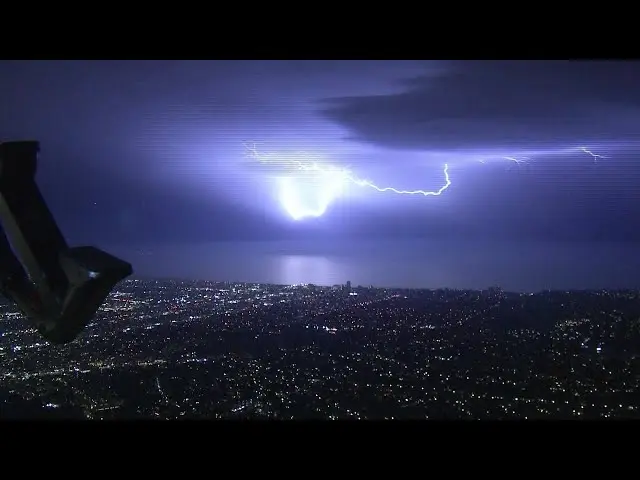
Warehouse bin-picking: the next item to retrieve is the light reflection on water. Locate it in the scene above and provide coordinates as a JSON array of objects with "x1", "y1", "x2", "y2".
[
  {"x1": 118, "y1": 240, "x2": 640, "y2": 292},
  {"x1": 277, "y1": 255, "x2": 345, "y2": 285}
]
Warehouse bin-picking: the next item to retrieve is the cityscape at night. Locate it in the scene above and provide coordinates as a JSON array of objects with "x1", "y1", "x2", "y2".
[
  {"x1": 2, "y1": 60, "x2": 640, "y2": 420},
  {"x1": 1, "y1": 279, "x2": 639, "y2": 419}
]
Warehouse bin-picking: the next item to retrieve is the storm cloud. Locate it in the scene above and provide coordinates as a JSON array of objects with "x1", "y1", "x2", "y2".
[{"x1": 320, "y1": 61, "x2": 640, "y2": 152}]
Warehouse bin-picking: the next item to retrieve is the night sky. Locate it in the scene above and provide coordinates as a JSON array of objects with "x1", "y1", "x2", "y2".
[{"x1": 1, "y1": 60, "x2": 639, "y2": 291}]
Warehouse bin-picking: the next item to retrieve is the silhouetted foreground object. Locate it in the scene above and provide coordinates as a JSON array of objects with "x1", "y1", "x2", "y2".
[{"x1": 0, "y1": 141, "x2": 133, "y2": 344}]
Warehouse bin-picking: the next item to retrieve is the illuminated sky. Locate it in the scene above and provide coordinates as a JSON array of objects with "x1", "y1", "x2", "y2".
[{"x1": 0, "y1": 60, "x2": 638, "y2": 289}]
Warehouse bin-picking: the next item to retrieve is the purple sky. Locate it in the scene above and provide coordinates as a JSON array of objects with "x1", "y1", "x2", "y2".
[{"x1": 1, "y1": 60, "x2": 639, "y2": 289}]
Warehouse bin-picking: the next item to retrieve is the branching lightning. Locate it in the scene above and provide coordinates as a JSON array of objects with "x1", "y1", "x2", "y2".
[
  {"x1": 476, "y1": 147, "x2": 607, "y2": 168},
  {"x1": 244, "y1": 143, "x2": 609, "y2": 220},
  {"x1": 245, "y1": 143, "x2": 450, "y2": 196},
  {"x1": 245, "y1": 143, "x2": 451, "y2": 220}
]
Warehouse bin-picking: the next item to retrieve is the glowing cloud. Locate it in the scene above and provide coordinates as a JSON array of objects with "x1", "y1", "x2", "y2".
[
  {"x1": 245, "y1": 144, "x2": 451, "y2": 220},
  {"x1": 277, "y1": 170, "x2": 348, "y2": 220}
]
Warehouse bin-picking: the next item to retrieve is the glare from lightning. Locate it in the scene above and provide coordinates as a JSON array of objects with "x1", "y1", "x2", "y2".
[
  {"x1": 245, "y1": 144, "x2": 451, "y2": 220},
  {"x1": 277, "y1": 174, "x2": 345, "y2": 220}
]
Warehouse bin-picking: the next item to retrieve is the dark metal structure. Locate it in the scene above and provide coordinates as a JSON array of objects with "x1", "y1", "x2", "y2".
[{"x1": 0, "y1": 141, "x2": 132, "y2": 344}]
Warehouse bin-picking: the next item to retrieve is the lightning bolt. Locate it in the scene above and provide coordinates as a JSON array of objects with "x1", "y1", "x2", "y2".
[
  {"x1": 245, "y1": 143, "x2": 610, "y2": 220},
  {"x1": 503, "y1": 156, "x2": 529, "y2": 165},
  {"x1": 476, "y1": 147, "x2": 607, "y2": 168},
  {"x1": 579, "y1": 146, "x2": 607, "y2": 163},
  {"x1": 503, "y1": 156, "x2": 531, "y2": 173},
  {"x1": 245, "y1": 143, "x2": 451, "y2": 220},
  {"x1": 350, "y1": 168, "x2": 450, "y2": 195},
  {"x1": 475, "y1": 155, "x2": 530, "y2": 168},
  {"x1": 245, "y1": 143, "x2": 451, "y2": 197}
]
